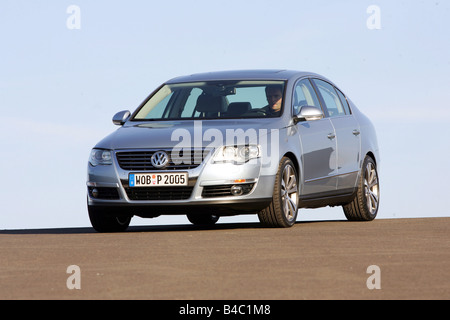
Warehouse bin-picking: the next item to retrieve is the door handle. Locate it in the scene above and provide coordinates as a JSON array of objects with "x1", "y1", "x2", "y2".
[
  {"x1": 352, "y1": 129, "x2": 360, "y2": 136},
  {"x1": 327, "y1": 133, "x2": 336, "y2": 140}
]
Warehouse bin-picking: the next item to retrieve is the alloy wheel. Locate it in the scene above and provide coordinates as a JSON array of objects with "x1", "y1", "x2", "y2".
[
  {"x1": 364, "y1": 162, "x2": 379, "y2": 215},
  {"x1": 281, "y1": 164, "x2": 298, "y2": 222}
]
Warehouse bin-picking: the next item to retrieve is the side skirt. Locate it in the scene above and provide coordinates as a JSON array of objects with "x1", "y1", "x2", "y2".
[{"x1": 299, "y1": 188, "x2": 357, "y2": 209}]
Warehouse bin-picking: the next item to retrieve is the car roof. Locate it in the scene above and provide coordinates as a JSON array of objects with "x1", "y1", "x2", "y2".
[{"x1": 166, "y1": 69, "x2": 321, "y2": 83}]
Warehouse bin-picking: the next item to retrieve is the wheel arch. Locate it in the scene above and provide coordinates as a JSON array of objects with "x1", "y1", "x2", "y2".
[
  {"x1": 283, "y1": 151, "x2": 301, "y2": 179},
  {"x1": 366, "y1": 151, "x2": 377, "y2": 166}
]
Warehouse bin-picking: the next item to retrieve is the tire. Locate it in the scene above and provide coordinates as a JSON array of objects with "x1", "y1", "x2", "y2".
[
  {"x1": 258, "y1": 157, "x2": 299, "y2": 228},
  {"x1": 88, "y1": 205, "x2": 131, "y2": 232},
  {"x1": 187, "y1": 213, "x2": 220, "y2": 226},
  {"x1": 343, "y1": 156, "x2": 380, "y2": 221}
]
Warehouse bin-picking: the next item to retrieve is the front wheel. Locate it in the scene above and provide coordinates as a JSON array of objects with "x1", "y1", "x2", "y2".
[
  {"x1": 88, "y1": 206, "x2": 131, "y2": 232},
  {"x1": 258, "y1": 157, "x2": 299, "y2": 227},
  {"x1": 343, "y1": 156, "x2": 380, "y2": 221}
]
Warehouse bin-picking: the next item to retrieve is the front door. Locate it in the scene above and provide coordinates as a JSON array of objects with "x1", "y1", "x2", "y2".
[{"x1": 293, "y1": 78, "x2": 338, "y2": 196}]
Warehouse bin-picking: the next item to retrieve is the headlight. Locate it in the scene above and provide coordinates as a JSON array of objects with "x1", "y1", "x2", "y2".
[
  {"x1": 213, "y1": 145, "x2": 261, "y2": 164},
  {"x1": 89, "y1": 149, "x2": 113, "y2": 166}
]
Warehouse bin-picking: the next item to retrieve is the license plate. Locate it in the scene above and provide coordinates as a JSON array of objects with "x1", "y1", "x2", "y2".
[{"x1": 129, "y1": 172, "x2": 188, "y2": 187}]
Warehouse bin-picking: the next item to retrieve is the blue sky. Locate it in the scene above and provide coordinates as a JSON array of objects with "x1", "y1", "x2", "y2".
[{"x1": 1, "y1": 0, "x2": 449, "y2": 229}]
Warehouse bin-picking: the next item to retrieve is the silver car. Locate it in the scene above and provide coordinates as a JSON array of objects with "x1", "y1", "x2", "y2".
[{"x1": 87, "y1": 70, "x2": 380, "y2": 232}]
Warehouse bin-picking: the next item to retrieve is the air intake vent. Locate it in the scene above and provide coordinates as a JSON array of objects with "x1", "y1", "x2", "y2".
[
  {"x1": 202, "y1": 183, "x2": 255, "y2": 198},
  {"x1": 125, "y1": 187, "x2": 193, "y2": 200}
]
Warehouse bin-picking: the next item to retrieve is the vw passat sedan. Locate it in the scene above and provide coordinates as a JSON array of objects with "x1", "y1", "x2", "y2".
[{"x1": 87, "y1": 70, "x2": 380, "y2": 232}]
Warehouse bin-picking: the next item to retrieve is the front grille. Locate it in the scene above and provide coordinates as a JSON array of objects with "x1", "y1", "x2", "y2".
[
  {"x1": 202, "y1": 183, "x2": 255, "y2": 198},
  {"x1": 125, "y1": 186, "x2": 193, "y2": 201},
  {"x1": 116, "y1": 149, "x2": 209, "y2": 171}
]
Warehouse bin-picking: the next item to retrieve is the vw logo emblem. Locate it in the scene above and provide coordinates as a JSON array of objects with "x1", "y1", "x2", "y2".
[{"x1": 151, "y1": 151, "x2": 169, "y2": 168}]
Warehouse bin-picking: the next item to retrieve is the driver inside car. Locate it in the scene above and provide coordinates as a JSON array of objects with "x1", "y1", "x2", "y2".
[{"x1": 260, "y1": 84, "x2": 283, "y2": 116}]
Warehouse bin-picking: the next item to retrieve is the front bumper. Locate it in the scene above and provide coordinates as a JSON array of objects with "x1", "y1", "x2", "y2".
[{"x1": 87, "y1": 150, "x2": 275, "y2": 217}]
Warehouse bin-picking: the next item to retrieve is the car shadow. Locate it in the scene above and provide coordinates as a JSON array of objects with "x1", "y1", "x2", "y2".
[{"x1": 0, "y1": 220, "x2": 346, "y2": 235}]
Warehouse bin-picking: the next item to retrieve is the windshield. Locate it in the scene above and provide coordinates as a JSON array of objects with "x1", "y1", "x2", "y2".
[{"x1": 132, "y1": 80, "x2": 286, "y2": 120}]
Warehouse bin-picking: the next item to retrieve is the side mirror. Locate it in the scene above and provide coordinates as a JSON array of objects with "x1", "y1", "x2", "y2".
[
  {"x1": 294, "y1": 106, "x2": 324, "y2": 124},
  {"x1": 112, "y1": 110, "x2": 131, "y2": 125}
]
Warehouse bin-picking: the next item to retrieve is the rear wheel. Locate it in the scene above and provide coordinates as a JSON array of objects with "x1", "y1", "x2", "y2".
[
  {"x1": 88, "y1": 206, "x2": 131, "y2": 232},
  {"x1": 258, "y1": 157, "x2": 299, "y2": 227},
  {"x1": 187, "y1": 213, "x2": 220, "y2": 226},
  {"x1": 343, "y1": 156, "x2": 380, "y2": 221}
]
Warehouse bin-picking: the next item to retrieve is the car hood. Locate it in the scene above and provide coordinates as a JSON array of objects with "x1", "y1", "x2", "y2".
[{"x1": 94, "y1": 119, "x2": 283, "y2": 150}]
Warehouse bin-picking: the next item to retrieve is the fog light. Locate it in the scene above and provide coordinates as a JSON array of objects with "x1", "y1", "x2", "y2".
[
  {"x1": 92, "y1": 188, "x2": 99, "y2": 198},
  {"x1": 230, "y1": 185, "x2": 243, "y2": 196}
]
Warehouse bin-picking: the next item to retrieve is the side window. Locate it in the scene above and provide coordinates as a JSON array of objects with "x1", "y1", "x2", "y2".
[
  {"x1": 293, "y1": 79, "x2": 321, "y2": 116},
  {"x1": 312, "y1": 79, "x2": 346, "y2": 117},
  {"x1": 336, "y1": 88, "x2": 351, "y2": 115}
]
